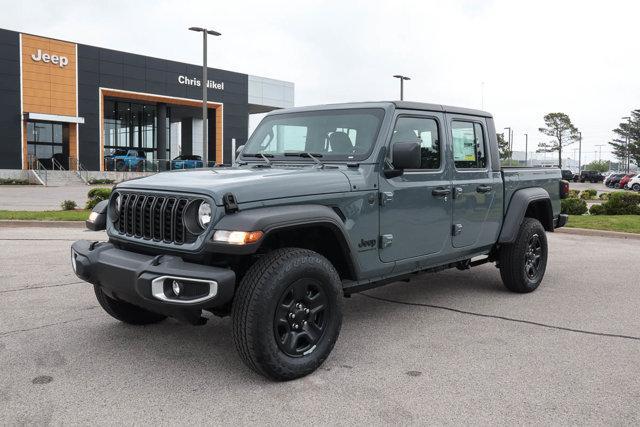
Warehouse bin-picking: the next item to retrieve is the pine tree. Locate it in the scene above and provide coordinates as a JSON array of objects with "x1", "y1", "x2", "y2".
[
  {"x1": 609, "y1": 110, "x2": 640, "y2": 172},
  {"x1": 536, "y1": 113, "x2": 579, "y2": 168}
]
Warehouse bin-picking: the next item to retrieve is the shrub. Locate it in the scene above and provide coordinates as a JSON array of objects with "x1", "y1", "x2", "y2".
[
  {"x1": 568, "y1": 189, "x2": 580, "y2": 198},
  {"x1": 601, "y1": 191, "x2": 640, "y2": 215},
  {"x1": 561, "y1": 198, "x2": 588, "y2": 215},
  {"x1": 86, "y1": 187, "x2": 112, "y2": 209},
  {"x1": 0, "y1": 178, "x2": 30, "y2": 185},
  {"x1": 60, "y1": 200, "x2": 77, "y2": 211},
  {"x1": 589, "y1": 204, "x2": 605, "y2": 215},
  {"x1": 88, "y1": 178, "x2": 115, "y2": 185},
  {"x1": 598, "y1": 192, "x2": 610, "y2": 201},
  {"x1": 579, "y1": 189, "x2": 597, "y2": 200}
]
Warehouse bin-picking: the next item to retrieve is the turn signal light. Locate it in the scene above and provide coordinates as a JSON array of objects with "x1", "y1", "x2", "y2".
[{"x1": 213, "y1": 230, "x2": 264, "y2": 245}]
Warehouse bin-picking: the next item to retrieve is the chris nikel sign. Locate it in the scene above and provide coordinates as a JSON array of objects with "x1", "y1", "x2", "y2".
[
  {"x1": 178, "y1": 75, "x2": 224, "y2": 90},
  {"x1": 31, "y1": 48, "x2": 69, "y2": 68}
]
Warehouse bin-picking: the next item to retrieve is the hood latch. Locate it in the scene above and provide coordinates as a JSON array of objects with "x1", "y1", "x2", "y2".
[{"x1": 223, "y1": 192, "x2": 239, "y2": 214}]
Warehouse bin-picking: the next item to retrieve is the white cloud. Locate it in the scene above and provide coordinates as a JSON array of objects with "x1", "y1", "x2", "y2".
[{"x1": 2, "y1": 0, "x2": 638, "y2": 161}]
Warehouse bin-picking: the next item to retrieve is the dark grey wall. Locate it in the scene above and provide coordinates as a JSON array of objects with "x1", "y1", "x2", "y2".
[
  {"x1": 77, "y1": 45, "x2": 249, "y2": 170},
  {"x1": 0, "y1": 29, "x2": 21, "y2": 169}
]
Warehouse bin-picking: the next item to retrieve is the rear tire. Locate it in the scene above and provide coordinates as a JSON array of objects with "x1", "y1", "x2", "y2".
[
  {"x1": 498, "y1": 218, "x2": 548, "y2": 293},
  {"x1": 94, "y1": 285, "x2": 167, "y2": 325},
  {"x1": 232, "y1": 248, "x2": 343, "y2": 381}
]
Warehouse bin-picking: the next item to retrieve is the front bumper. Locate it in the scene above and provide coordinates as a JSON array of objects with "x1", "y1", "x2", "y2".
[{"x1": 71, "y1": 240, "x2": 236, "y2": 322}]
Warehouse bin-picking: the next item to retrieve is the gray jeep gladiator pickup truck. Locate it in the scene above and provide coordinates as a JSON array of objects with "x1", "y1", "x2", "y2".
[{"x1": 72, "y1": 101, "x2": 568, "y2": 380}]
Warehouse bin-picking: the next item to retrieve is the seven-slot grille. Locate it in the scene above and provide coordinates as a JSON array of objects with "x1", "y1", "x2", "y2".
[{"x1": 114, "y1": 192, "x2": 200, "y2": 245}]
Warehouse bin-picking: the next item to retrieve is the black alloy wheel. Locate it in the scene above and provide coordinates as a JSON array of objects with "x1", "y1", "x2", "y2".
[
  {"x1": 524, "y1": 234, "x2": 543, "y2": 281},
  {"x1": 274, "y1": 278, "x2": 328, "y2": 357}
]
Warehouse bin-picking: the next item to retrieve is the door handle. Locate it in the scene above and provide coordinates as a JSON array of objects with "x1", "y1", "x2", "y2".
[
  {"x1": 432, "y1": 188, "x2": 450, "y2": 197},
  {"x1": 476, "y1": 185, "x2": 492, "y2": 193}
]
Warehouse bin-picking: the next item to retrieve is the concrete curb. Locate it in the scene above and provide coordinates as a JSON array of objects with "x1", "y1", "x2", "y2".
[
  {"x1": 0, "y1": 220, "x2": 86, "y2": 228},
  {"x1": 556, "y1": 227, "x2": 640, "y2": 241}
]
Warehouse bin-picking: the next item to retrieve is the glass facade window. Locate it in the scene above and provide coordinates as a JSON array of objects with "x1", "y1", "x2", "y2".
[
  {"x1": 26, "y1": 121, "x2": 67, "y2": 169},
  {"x1": 104, "y1": 99, "x2": 170, "y2": 171}
]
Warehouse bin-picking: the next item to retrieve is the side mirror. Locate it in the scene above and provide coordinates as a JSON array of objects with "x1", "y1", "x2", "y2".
[
  {"x1": 385, "y1": 142, "x2": 421, "y2": 177},
  {"x1": 86, "y1": 199, "x2": 108, "y2": 231},
  {"x1": 236, "y1": 144, "x2": 245, "y2": 156}
]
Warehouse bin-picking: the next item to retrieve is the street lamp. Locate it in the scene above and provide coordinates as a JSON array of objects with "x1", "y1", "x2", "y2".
[
  {"x1": 189, "y1": 26, "x2": 221, "y2": 166},
  {"x1": 524, "y1": 133, "x2": 528, "y2": 166},
  {"x1": 577, "y1": 131, "x2": 582, "y2": 173},
  {"x1": 393, "y1": 75, "x2": 410, "y2": 100},
  {"x1": 504, "y1": 127, "x2": 512, "y2": 159},
  {"x1": 622, "y1": 116, "x2": 631, "y2": 173}
]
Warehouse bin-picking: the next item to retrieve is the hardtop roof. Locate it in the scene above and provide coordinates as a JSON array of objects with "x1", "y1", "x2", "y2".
[{"x1": 266, "y1": 101, "x2": 492, "y2": 118}]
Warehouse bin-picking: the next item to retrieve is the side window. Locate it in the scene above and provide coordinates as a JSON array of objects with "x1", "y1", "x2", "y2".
[
  {"x1": 390, "y1": 117, "x2": 440, "y2": 169},
  {"x1": 452, "y1": 121, "x2": 487, "y2": 169}
]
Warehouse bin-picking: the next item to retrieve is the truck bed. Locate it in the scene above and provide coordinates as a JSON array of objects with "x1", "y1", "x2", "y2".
[{"x1": 502, "y1": 167, "x2": 562, "y2": 217}]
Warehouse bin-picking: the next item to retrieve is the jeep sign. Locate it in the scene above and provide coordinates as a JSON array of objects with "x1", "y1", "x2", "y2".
[{"x1": 31, "y1": 49, "x2": 69, "y2": 68}]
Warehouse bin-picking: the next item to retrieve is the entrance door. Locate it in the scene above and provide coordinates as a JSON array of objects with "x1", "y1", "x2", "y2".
[
  {"x1": 26, "y1": 121, "x2": 68, "y2": 169},
  {"x1": 379, "y1": 113, "x2": 452, "y2": 263},
  {"x1": 448, "y1": 117, "x2": 500, "y2": 248}
]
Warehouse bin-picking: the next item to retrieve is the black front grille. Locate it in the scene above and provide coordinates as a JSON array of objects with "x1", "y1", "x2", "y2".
[{"x1": 115, "y1": 192, "x2": 201, "y2": 245}]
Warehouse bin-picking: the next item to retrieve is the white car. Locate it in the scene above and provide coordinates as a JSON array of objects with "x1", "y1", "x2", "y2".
[{"x1": 627, "y1": 175, "x2": 640, "y2": 191}]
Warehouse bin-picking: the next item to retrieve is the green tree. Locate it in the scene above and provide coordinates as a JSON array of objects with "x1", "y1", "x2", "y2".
[
  {"x1": 609, "y1": 110, "x2": 640, "y2": 172},
  {"x1": 584, "y1": 159, "x2": 609, "y2": 173},
  {"x1": 497, "y1": 132, "x2": 512, "y2": 160},
  {"x1": 536, "y1": 113, "x2": 580, "y2": 168}
]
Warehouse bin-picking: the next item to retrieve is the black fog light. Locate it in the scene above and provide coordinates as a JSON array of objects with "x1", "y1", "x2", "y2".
[{"x1": 171, "y1": 280, "x2": 182, "y2": 297}]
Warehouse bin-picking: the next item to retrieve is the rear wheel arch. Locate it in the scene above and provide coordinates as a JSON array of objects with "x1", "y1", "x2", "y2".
[{"x1": 498, "y1": 188, "x2": 554, "y2": 244}]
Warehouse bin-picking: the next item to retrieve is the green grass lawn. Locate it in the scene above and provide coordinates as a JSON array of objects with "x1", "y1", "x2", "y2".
[
  {"x1": 567, "y1": 215, "x2": 640, "y2": 234},
  {"x1": 0, "y1": 210, "x2": 90, "y2": 221}
]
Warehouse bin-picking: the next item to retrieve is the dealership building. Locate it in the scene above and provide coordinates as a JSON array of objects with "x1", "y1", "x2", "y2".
[{"x1": 0, "y1": 28, "x2": 294, "y2": 173}]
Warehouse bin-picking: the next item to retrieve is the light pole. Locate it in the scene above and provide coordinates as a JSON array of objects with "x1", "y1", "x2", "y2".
[
  {"x1": 622, "y1": 116, "x2": 631, "y2": 173},
  {"x1": 504, "y1": 127, "x2": 512, "y2": 159},
  {"x1": 595, "y1": 144, "x2": 605, "y2": 161},
  {"x1": 524, "y1": 133, "x2": 528, "y2": 166},
  {"x1": 189, "y1": 26, "x2": 221, "y2": 166},
  {"x1": 393, "y1": 75, "x2": 410, "y2": 100},
  {"x1": 577, "y1": 131, "x2": 582, "y2": 173}
]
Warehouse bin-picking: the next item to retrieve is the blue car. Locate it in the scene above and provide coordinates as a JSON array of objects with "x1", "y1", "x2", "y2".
[
  {"x1": 171, "y1": 155, "x2": 204, "y2": 170},
  {"x1": 105, "y1": 149, "x2": 147, "y2": 172}
]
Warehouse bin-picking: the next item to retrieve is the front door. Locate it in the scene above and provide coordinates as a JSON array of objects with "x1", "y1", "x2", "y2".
[
  {"x1": 379, "y1": 113, "x2": 452, "y2": 263},
  {"x1": 448, "y1": 117, "x2": 499, "y2": 248}
]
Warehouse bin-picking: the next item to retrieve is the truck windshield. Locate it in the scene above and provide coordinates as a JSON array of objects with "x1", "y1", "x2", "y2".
[{"x1": 242, "y1": 108, "x2": 385, "y2": 161}]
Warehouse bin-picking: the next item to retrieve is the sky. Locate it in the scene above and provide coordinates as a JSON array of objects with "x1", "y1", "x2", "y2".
[{"x1": 1, "y1": 0, "x2": 638, "y2": 163}]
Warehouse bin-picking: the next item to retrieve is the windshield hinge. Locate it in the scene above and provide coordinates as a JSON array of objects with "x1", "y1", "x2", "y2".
[{"x1": 222, "y1": 192, "x2": 239, "y2": 214}]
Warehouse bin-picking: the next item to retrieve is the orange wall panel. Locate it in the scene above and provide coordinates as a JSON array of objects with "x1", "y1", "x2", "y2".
[{"x1": 21, "y1": 34, "x2": 77, "y2": 117}]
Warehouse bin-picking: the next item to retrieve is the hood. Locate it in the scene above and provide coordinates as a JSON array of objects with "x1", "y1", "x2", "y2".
[{"x1": 117, "y1": 166, "x2": 353, "y2": 205}]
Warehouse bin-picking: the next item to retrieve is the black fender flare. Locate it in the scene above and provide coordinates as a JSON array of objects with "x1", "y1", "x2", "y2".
[
  {"x1": 498, "y1": 188, "x2": 553, "y2": 244},
  {"x1": 207, "y1": 204, "x2": 358, "y2": 275}
]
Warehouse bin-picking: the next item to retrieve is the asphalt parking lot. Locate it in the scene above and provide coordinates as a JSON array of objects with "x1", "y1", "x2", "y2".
[{"x1": 1, "y1": 226, "x2": 639, "y2": 424}]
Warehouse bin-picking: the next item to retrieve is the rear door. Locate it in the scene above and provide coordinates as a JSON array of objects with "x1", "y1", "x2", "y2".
[
  {"x1": 378, "y1": 112, "x2": 452, "y2": 262},
  {"x1": 448, "y1": 116, "x2": 501, "y2": 248}
]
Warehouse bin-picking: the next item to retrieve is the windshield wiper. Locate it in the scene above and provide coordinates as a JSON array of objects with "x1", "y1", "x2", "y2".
[
  {"x1": 243, "y1": 153, "x2": 273, "y2": 166},
  {"x1": 284, "y1": 152, "x2": 324, "y2": 168}
]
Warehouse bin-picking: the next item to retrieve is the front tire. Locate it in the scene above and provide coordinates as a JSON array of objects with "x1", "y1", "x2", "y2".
[
  {"x1": 94, "y1": 285, "x2": 167, "y2": 325},
  {"x1": 633, "y1": 183, "x2": 640, "y2": 192},
  {"x1": 498, "y1": 218, "x2": 548, "y2": 293},
  {"x1": 232, "y1": 248, "x2": 343, "y2": 381}
]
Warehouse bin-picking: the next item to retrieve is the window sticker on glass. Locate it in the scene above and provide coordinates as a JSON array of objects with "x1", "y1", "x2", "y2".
[{"x1": 452, "y1": 124, "x2": 476, "y2": 162}]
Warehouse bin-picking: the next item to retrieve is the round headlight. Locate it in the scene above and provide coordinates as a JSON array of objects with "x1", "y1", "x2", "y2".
[{"x1": 198, "y1": 202, "x2": 212, "y2": 228}]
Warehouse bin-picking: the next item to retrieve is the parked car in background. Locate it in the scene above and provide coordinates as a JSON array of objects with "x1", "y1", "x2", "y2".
[
  {"x1": 561, "y1": 169, "x2": 575, "y2": 181},
  {"x1": 171, "y1": 154, "x2": 204, "y2": 170},
  {"x1": 627, "y1": 175, "x2": 640, "y2": 191},
  {"x1": 105, "y1": 149, "x2": 147, "y2": 172},
  {"x1": 577, "y1": 170, "x2": 604, "y2": 183},
  {"x1": 619, "y1": 173, "x2": 636, "y2": 189},
  {"x1": 605, "y1": 173, "x2": 625, "y2": 188}
]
